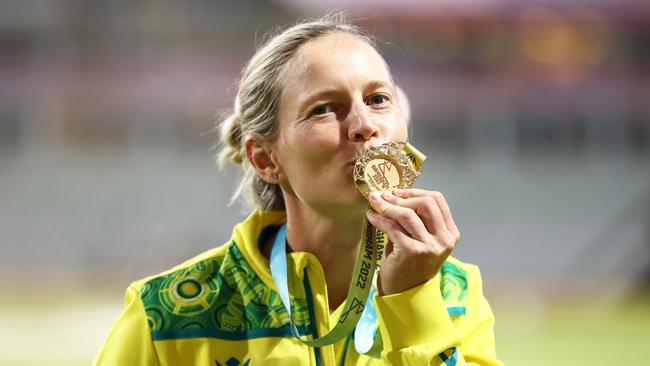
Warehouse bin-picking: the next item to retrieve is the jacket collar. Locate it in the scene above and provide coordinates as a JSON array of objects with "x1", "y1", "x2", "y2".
[{"x1": 230, "y1": 209, "x2": 323, "y2": 292}]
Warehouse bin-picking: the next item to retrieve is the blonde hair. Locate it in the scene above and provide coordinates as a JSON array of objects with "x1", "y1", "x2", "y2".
[{"x1": 217, "y1": 14, "x2": 375, "y2": 211}]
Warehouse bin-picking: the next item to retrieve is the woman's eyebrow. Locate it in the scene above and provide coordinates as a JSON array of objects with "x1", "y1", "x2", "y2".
[{"x1": 364, "y1": 80, "x2": 392, "y2": 92}]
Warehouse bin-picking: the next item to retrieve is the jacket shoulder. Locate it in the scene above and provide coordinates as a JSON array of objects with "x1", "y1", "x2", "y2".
[{"x1": 125, "y1": 240, "x2": 301, "y2": 341}]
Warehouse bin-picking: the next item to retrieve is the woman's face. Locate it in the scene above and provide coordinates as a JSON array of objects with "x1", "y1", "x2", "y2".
[{"x1": 273, "y1": 32, "x2": 408, "y2": 213}]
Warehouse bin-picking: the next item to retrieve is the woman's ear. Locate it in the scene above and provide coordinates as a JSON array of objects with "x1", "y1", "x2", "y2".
[{"x1": 244, "y1": 134, "x2": 283, "y2": 184}]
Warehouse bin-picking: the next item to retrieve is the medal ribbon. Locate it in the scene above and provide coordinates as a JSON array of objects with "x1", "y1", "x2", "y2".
[{"x1": 270, "y1": 219, "x2": 381, "y2": 353}]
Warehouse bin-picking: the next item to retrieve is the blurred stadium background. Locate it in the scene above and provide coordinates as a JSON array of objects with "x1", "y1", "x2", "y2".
[{"x1": 1, "y1": 0, "x2": 649, "y2": 364}]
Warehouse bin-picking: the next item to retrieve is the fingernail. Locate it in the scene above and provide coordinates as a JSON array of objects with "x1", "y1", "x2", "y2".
[
  {"x1": 369, "y1": 192, "x2": 380, "y2": 201},
  {"x1": 393, "y1": 189, "x2": 404, "y2": 195}
]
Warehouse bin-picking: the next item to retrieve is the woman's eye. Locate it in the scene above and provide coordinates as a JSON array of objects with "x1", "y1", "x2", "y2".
[
  {"x1": 312, "y1": 104, "x2": 331, "y2": 115},
  {"x1": 368, "y1": 95, "x2": 388, "y2": 106}
]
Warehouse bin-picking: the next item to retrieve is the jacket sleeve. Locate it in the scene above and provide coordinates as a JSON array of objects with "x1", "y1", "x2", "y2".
[
  {"x1": 93, "y1": 284, "x2": 160, "y2": 366},
  {"x1": 374, "y1": 266, "x2": 503, "y2": 366}
]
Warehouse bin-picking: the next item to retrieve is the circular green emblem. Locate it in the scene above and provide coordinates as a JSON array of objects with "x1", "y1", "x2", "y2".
[{"x1": 159, "y1": 274, "x2": 219, "y2": 316}]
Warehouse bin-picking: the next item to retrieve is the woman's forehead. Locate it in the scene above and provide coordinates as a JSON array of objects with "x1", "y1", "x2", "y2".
[{"x1": 280, "y1": 32, "x2": 393, "y2": 93}]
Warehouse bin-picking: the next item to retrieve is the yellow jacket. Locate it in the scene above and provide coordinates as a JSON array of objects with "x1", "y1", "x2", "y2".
[{"x1": 95, "y1": 210, "x2": 502, "y2": 365}]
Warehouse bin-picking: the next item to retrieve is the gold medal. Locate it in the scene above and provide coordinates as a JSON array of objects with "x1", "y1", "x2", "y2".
[{"x1": 353, "y1": 142, "x2": 426, "y2": 198}]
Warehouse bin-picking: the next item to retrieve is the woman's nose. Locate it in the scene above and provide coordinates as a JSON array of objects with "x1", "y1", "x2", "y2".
[{"x1": 347, "y1": 103, "x2": 379, "y2": 142}]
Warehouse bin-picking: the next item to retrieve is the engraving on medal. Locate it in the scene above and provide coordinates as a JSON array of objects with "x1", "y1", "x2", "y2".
[
  {"x1": 353, "y1": 142, "x2": 422, "y2": 198},
  {"x1": 365, "y1": 158, "x2": 400, "y2": 191}
]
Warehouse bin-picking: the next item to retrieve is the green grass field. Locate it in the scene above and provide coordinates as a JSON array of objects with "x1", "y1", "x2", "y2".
[
  {"x1": 2, "y1": 289, "x2": 649, "y2": 365},
  {"x1": 494, "y1": 294, "x2": 650, "y2": 365}
]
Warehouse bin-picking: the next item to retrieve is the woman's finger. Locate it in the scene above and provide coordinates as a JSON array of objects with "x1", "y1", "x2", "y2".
[
  {"x1": 367, "y1": 192, "x2": 429, "y2": 241},
  {"x1": 394, "y1": 189, "x2": 460, "y2": 240},
  {"x1": 366, "y1": 210, "x2": 411, "y2": 251},
  {"x1": 382, "y1": 191, "x2": 446, "y2": 235}
]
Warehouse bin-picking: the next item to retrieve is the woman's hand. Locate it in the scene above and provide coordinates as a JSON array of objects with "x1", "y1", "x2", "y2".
[{"x1": 366, "y1": 188, "x2": 461, "y2": 296}]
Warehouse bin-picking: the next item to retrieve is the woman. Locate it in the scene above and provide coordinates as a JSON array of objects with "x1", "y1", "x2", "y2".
[{"x1": 95, "y1": 15, "x2": 502, "y2": 366}]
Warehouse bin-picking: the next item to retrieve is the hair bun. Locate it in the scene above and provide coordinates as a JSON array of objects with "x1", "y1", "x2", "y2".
[{"x1": 218, "y1": 111, "x2": 245, "y2": 166}]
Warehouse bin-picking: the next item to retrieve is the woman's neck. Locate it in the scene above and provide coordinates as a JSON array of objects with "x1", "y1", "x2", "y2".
[{"x1": 283, "y1": 199, "x2": 367, "y2": 311}]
